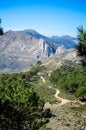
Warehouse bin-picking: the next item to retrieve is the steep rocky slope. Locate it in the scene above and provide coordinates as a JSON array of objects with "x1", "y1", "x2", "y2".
[
  {"x1": 0, "y1": 30, "x2": 78, "y2": 73},
  {"x1": 0, "y1": 30, "x2": 55, "y2": 73}
]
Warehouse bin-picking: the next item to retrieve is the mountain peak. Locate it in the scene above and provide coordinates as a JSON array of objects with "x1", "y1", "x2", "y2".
[
  {"x1": 23, "y1": 29, "x2": 43, "y2": 39},
  {"x1": 24, "y1": 29, "x2": 39, "y2": 34}
]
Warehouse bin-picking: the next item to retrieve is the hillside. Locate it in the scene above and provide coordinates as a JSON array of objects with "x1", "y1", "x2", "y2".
[
  {"x1": 40, "y1": 60, "x2": 86, "y2": 130},
  {"x1": 0, "y1": 29, "x2": 78, "y2": 73},
  {"x1": 29, "y1": 60, "x2": 86, "y2": 130},
  {"x1": 0, "y1": 55, "x2": 86, "y2": 130}
]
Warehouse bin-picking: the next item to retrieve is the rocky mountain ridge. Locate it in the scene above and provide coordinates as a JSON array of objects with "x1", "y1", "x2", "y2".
[{"x1": 0, "y1": 29, "x2": 78, "y2": 73}]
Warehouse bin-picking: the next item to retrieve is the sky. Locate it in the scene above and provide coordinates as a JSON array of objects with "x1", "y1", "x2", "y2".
[{"x1": 0, "y1": 0, "x2": 86, "y2": 37}]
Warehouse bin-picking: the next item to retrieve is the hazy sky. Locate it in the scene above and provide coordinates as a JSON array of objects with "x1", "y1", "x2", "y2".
[{"x1": 0, "y1": 0, "x2": 86, "y2": 37}]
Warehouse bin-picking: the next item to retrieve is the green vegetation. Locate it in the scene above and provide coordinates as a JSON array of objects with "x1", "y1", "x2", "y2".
[
  {"x1": 0, "y1": 22, "x2": 86, "y2": 129},
  {"x1": 34, "y1": 79, "x2": 56, "y2": 103},
  {"x1": 76, "y1": 26, "x2": 86, "y2": 65},
  {"x1": 0, "y1": 19, "x2": 3, "y2": 35},
  {"x1": 37, "y1": 60, "x2": 42, "y2": 65},
  {"x1": 25, "y1": 64, "x2": 56, "y2": 103},
  {"x1": 0, "y1": 65, "x2": 52, "y2": 130},
  {"x1": 49, "y1": 65, "x2": 86, "y2": 100},
  {"x1": 0, "y1": 55, "x2": 86, "y2": 130}
]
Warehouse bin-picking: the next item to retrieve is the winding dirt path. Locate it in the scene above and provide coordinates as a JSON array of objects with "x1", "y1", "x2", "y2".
[
  {"x1": 54, "y1": 89, "x2": 70, "y2": 105},
  {"x1": 41, "y1": 76, "x2": 86, "y2": 109},
  {"x1": 40, "y1": 76, "x2": 45, "y2": 83},
  {"x1": 44, "y1": 88, "x2": 70, "y2": 109},
  {"x1": 40, "y1": 75, "x2": 71, "y2": 108}
]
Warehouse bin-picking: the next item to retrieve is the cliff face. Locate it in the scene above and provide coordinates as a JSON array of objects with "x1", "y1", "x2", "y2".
[
  {"x1": 0, "y1": 29, "x2": 78, "y2": 73},
  {"x1": 38, "y1": 38, "x2": 55, "y2": 58},
  {"x1": 0, "y1": 30, "x2": 56, "y2": 73}
]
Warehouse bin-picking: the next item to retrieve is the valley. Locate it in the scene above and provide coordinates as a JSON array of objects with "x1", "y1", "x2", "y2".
[{"x1": 0, "y1": 29, "x2": 86, "y2": 130}]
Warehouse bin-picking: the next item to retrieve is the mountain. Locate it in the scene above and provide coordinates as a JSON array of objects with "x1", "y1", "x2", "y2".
[
  {"x1": 24, "y1": 29, "x2": 46, "y2": 39},
  {"x1": 0, "y1": 29, "x2": 78, "y2": 73},
  {"x1": 24, "y1": 29, "x2": 78, "y2": 49},
  {"x1": 50, "y1": 35, "x2": 77, "y2": 49},
  {"x1": 0, "y1": 30, "x2": 56, "y2": 73}
]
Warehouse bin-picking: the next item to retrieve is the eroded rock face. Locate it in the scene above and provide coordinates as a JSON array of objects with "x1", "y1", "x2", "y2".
[
  {"x1": 0, "y1": 30, "x2": 56, "y2": 73},
  {"x1": 56, "y1": 46, "x2": 66, "y2": 54},
  {"x1": 0, "y1": 29, "x2": 78, "y2": 73},
  {"x1": 38, "y1": 38, "x2": 55, "y2": 58}
]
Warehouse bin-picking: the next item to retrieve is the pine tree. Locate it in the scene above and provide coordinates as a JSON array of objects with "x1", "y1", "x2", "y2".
[
  {"x1": 0, "y1": 19, "x2": 3, "y2": 35},
  {"x1": 77, "y1": 26, "x2": 86, "y2": 65}
]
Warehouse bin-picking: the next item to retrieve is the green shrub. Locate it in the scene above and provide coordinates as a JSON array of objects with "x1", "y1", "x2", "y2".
[
  {"x1": 0, "y1": 72, "x2": 51, "y2": 129},
  {"x1": 49, "y1": 65, "x2": 86, "y2": 99}
]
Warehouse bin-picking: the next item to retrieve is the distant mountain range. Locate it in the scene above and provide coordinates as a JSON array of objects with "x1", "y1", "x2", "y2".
[
  {"x1": 24, "y1": 29, "x2": 78, "y2": 49},
  {"x1": 0, "y1": 29, "x2": 78, "y2": 73}
]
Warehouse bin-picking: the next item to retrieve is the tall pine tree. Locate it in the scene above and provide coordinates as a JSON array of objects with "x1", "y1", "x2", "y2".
[
  {"x1": 77, "y1": 26, "x2": 86, "y2": 65},
  {"x1": 0, "y1": 19, "x2": 3, "y2": 35}
]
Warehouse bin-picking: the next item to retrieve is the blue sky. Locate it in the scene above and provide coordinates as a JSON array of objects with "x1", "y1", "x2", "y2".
[{"x1": 0, "y1": 0, "x2": 86, "y2": 37}]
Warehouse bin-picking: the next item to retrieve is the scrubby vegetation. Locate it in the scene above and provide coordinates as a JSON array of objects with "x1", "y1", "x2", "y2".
[
  {"x1": 0, "y1": 58, "x2": 86, "y2": 130},
  {"x1": 0, "y1": 65, "x2": 52, "y2": 130},
  {"x1": 49, "y1": 65, "x2": 86, "y2": 101}
]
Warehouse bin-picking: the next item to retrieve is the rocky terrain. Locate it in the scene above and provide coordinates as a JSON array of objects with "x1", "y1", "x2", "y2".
[{"x1": 0, "y1": 29, "x2": 78, "y2": 73}]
